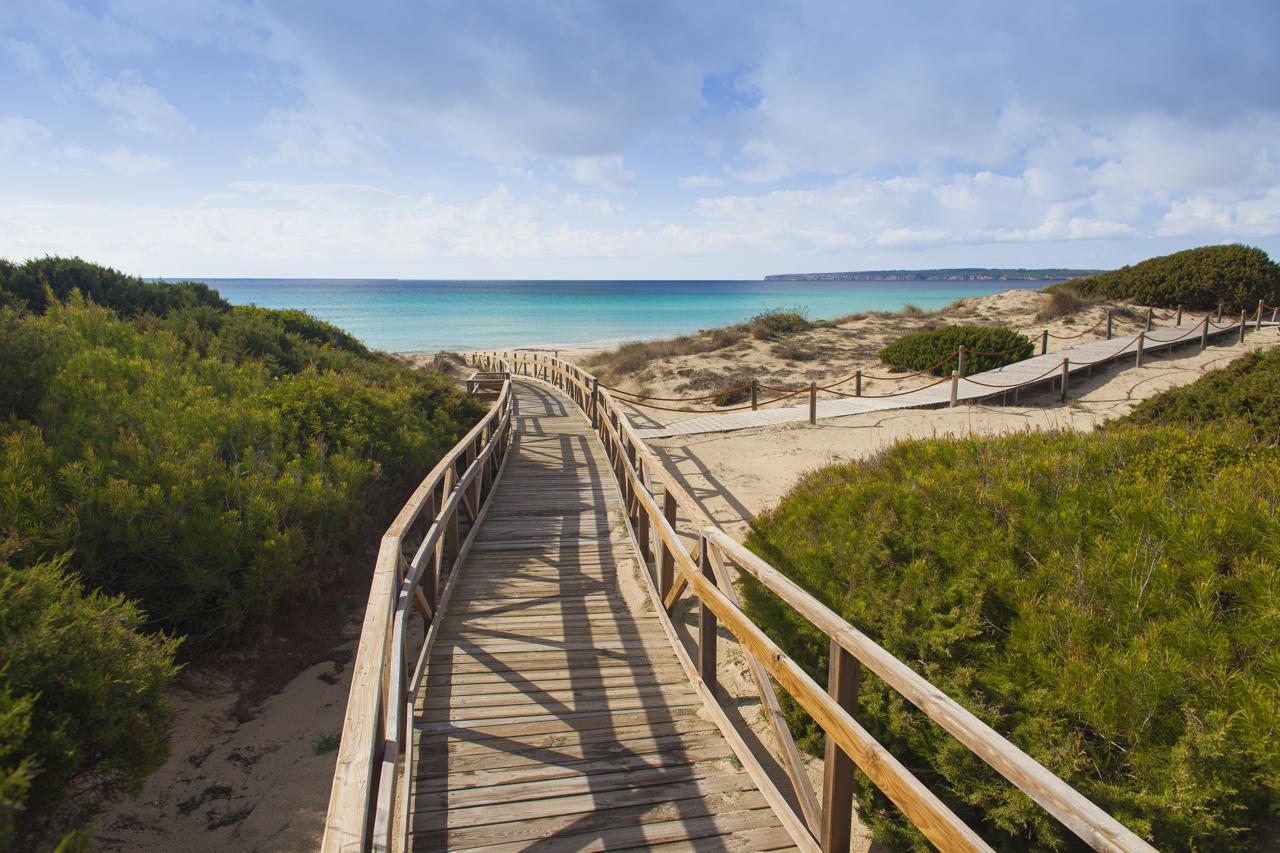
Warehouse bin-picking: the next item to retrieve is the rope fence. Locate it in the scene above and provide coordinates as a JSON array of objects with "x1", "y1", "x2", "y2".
[{"x1": 492, "y1": 305, "x2": 1274, "y2": 416}]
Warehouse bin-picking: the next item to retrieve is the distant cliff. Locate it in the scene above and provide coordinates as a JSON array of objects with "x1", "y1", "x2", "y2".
[{"x1": 764, "y1": 268, "x2": 1104, "y2": 282}]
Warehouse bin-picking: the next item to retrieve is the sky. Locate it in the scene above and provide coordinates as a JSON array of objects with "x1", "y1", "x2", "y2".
[{"x1": 2, "y1": 0, "x2": 1279, "y2": 280}]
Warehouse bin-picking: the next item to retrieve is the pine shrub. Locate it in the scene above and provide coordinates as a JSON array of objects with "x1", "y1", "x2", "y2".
[
  {"x1": 744, "y1": 423, "x2": 1280, "y2": 851},
  {"x1": 878, "y1": 325, "x2": 1032, "y2": 376},
  {"x1": 1048, "y1": 244, "x2": 1280, "y2": 311}
]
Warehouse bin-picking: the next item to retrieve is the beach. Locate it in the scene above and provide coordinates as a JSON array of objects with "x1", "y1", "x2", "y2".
[{"x1": 100, "y1": 286, "x2": 1278, "y2": 852}]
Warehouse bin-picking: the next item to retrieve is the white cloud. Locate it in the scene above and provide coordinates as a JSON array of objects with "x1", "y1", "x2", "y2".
[
  {"x1": 61, "y1": 144, "x2": 171, "y2": 177},
  {"x1": 253, "y1": 108, "x2": 389, "y2": 167},
  {"x1": 562, "y1": 155, "x2": 634, "y2": 192},
  {"x1": 564, "y1": 193, "x2": 620, "y2": 216},
  {"x1": 0, "y1": 116, "x2": 53, "y2": 155},
  {"x1": 65, "y1": 55, "x2": 195, "y2": 137}
]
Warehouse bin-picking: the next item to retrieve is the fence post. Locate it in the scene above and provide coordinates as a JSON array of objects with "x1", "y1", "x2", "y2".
[
  {"x1": 1136, "y1": 332, "x2": 1145, "y2": 367},
  {"x1": 854, "y1": 370, "x2": 862, "y2": 397},
  {"x1": 1060, "y1": 359, "x2": 1069, "y2": 402},
  {"x1": 1217, "y1": 304, "x2": 1223, "y2": 323},
  {"x1": 751, "y1": 379, "x2": 759, "y2": 411},
  {"x1": 949, "y1": 370, "x2": 959, "y2": 407},
  {"x1": 1106, "y1": 311, "x2": 1113, "y2": 340},
  {"x1": 659, "y1": 491, "x2": 676, "y2": 598},
  {"x1": 808, "y1": 382, "x2": 817, "y2": 424},
  {"x1": 1256, "y1": 299, "x2": 1264, "y2": 331},
  {"x1": 957, "y1": 344, "x2": 966, "y2": 378},
  {"x1": 1145, "y1": 307, "x2": 1153, "y2": 331},
  {"x1": 1200, "y1": 316, "x2": 1209, "y2": 351},
  {"x1": 698, "y1": 539, "x2": 717, "y2": 692},
  {"x1": 1040, "y1": 329, "x2": 1048, "y2": 355},
  {"x1": 1239, "y1": 310, "x2": 1247, "y2": 343},
  {"x1": 590, "y1": 377, "x2": 599, "y2": 427},
  {"x1": 1176, "y1": 305, "x2": 1183, "y2": 325},
  {"x1": 820, "y1": 640, "x2": 860, "y2": 852},
  {"x1": 1272, "y1": 306, "x2": 1278, "y2": 324}
]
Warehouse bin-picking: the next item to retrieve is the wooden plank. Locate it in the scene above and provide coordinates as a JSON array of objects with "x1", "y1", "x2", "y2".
[
  {"x1": 411, "y1": 775, "x2": 768, "y2": 829},
  {"x1": 451, "y1": 806, "x2": 788, "y2": 852}
]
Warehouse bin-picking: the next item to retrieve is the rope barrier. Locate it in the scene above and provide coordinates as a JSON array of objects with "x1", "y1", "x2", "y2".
[
  {"x1": 479, "y1": 305, "x2": 1269, "y2": 419},
  {"x1": 1043, "y1": 314, "x2": 1108, "y2": 340}
]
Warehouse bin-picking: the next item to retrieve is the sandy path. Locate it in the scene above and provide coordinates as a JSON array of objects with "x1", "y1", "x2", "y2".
[{"x1": 649, "y1": 326, "x2": 1279, "y2": 540}]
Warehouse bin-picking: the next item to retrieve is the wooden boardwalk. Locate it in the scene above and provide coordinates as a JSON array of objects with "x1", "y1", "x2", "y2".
[
  {"x1": 410, "y1": 381, "x2": 797, "y2": 852},
  {"x1": 634, "y1": 318, "x2": 1271, "y2": 439}
]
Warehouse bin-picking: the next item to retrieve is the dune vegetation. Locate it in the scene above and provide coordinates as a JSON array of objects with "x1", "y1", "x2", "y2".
[
  {"x1": 743, "y1": 348, "x2": 1280, "y2": 851},
  {"x1": 1046, "y1": 244, "x2": 1280, "y2": 311},
  {"x1": 0, "y1": 257, "x2": 482, "y2": 849},
  {"x1": 878, "y1": 325, "x2": 1033, "y2": 376}
]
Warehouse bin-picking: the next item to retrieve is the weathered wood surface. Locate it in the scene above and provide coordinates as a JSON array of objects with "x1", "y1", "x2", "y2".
[
  {"x1": 410, "y1": 381, "x2": 796, "y2": 852},
  {"x1": 636, "y1": 317, "x2": 1271, "y2": 438}
]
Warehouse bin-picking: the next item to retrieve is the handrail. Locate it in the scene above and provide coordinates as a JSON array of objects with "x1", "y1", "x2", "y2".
[
  {"x1": 322, "y1": 375, "x2": 514, "y2": 853},
  {"x1": 473, "y1": 350, "x2": 1160, "y2": 853}
]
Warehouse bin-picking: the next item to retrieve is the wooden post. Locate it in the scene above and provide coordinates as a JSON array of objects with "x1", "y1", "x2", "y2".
[
  {"x1": 590, "y1": 377, "x2": 599, "y2": 427},
  {"x1": 808, "y1": 382, "x2": 817, "y2": 424},
  {"x1": 1105, "y1": 312, "x2": 1113, "y2": 340},
  {"x1": 1175, "y1": 305, "x2": 1183, "y2": 325},
  {"x1": 1040, "y1": 329, "x2": 1048, "y2": 355},
  {"x1": 1239, "y1": 310, "x2": 1247, "y2": 343},
  {"x1": 1200, "y1": 316, "x2": 1209, "y2": 351},
  {"x1": 659, "y1": 490, "x2": 677, "y2": 597},
  {"x1": 1060, "y1": 359, "x2": 1069, "y2": 402},
  {"x1": 1272, "y1": 306, "x2": 1278, "y2": 324},
  {"x1": 1145, "y1": 306, "x2": 1153, "y2": 331},
  {"x1": 1217, "y1": 304, "x2": 1223, "y2": 322},
  {"x1": 854, "y1": 370, "x2": 862, "y2": 397},
  {"x1": 949, "y1": 370, "x2": 959, "y2": 407},
  {"x1": 821, "y1": 640, "x2": 859, "y2": 853},
  {"x1": 1136, "y1": 332, "x2": 1145, "y2": 366},
  {"x1": 956, "y1": 345, "x2": 966, "y2": 378},
  {"x1": 1256, "y1": 299, "x2": 1264, "y2": 331},
  {"x1": 751, "y1": 379, "x2": 759, "y2": 411},
  {"x1": 698, "y1": 541, "x2": 717, "y2": 692}
]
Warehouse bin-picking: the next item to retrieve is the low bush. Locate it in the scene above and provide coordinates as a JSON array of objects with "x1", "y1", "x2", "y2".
[
  {"x1": 0, "y1": 552, "x2": 178, "y2": 848},
  {"x1": 747, "y1": 308, "x2": 812, "y2": 340},
  {"x1": 1035, "y1": 287, "x2": 1099, "y2": 321},
  {"x1": 744, "y1": 422, "x2": 1280, "y2": 851},
  {"x1": 0, "y1": 256, "x2": 227, "y2": 317},
  {"x1": 1116, "y1": 345, "x2": 1280, "y2": 443},
  {"x1": 878, "y1": 325, "x2": 1032, "y2": 376},
  {"x1": 1048, "y1": 244, "x2": 1280, "y2": 311}
]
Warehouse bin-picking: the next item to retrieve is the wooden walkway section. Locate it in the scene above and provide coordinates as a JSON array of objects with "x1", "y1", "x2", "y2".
[
  {"x1": 634, "y1": 317, "x2": 1273, "y2": 439},
  {"x1": 410, "y1": 381, "x2": 797, "y2": 851}
]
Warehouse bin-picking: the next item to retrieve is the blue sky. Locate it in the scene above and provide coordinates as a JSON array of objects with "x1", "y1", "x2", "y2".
[{"x1": 2, "y1": 0, "x2": 1278, "y2": 279}]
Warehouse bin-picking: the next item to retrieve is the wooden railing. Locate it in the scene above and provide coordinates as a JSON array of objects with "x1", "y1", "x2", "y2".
[
  {"x1": 474, "y1": 350, "x2": 1158, "y2": 853},
  {"x1": 322, "y1": 375, "x2": 514, "y2": 853}
]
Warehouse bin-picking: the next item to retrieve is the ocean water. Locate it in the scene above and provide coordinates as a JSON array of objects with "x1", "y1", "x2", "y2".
[{"x1": 191, "y1": 278, "x2": 1047, "y2": 353}]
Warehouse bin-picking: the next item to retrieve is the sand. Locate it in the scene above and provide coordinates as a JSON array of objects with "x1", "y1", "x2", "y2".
[{"x1": 99, "y1": 289, "x2": 1276, "y2": 852}]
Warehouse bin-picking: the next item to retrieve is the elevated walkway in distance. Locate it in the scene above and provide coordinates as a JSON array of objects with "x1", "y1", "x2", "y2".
[{"x1": 634, "y1": 316, "x2": 1274, "y2": 439}]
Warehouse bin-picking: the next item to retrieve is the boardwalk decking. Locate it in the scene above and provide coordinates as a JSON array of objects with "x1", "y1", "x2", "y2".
[
  {"x1": 634, "y1": 318, "x2": 1270, "y2": 439},
  {"x1": 410, "y1": 381, "x2": 797, "y2": 852}
]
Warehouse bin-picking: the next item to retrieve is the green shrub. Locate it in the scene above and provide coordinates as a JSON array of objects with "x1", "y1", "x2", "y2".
[
  {"x1": 747, "y1": 308, "x2": 811, "y2": 340},
  {"x1": 1048, "y1": 244, "x2": 1280, "y2": 311},
  {"x1": 879, "y1": 325, "x2": 1032, "y2": 376},
  {"x1": 744, "y1": 422, "x2": 1280, "y2": 851},
  {"x1": 0, "y1": 552, "x2": 178, "y2": 848},
  {"x1": 0, "y1": 256, "x2": 228, "y2": 317},
  {"x1": 0, "y1": 299, "x2": 481, "y2": 641},
  {"x1": 1116, "y1": 345, "x2": 1280, "y2": 443}
]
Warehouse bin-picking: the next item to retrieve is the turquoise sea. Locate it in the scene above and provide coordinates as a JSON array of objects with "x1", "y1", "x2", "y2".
[{"x1": 191, "y1": 278, "x2": 1048, "y2": 353}]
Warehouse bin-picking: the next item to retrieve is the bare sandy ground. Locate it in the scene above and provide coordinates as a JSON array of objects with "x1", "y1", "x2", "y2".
[{"x1": 98, "y1": 289, "x2": 1274, "y2": 853}]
